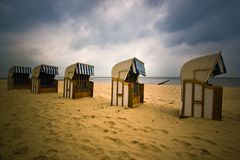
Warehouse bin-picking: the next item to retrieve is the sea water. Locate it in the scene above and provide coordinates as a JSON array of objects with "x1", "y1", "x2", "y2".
[{"x1": 88, "y1": 77, "x2": 240, "y2": 87}]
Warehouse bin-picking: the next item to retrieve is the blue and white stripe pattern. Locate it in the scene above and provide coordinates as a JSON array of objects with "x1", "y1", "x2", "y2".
[
  {"x1": 13, "y1": 66, "x2": 31, "y2": 74},
  {"x1": 40, "y1": 65, "x2": 58, "y2": 75},
  {"x1": 218, "y1": 55, "x2": 227, "y2": 74},
  {"x1": 76, "y1": 63, "x2": 94, "y2": 76},
  {"x1": 133, "y1": 58, "x2": 146, "y2": 76}
]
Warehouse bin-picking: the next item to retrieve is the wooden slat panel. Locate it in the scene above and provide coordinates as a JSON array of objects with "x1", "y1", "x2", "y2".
[
  {"x1": 36, "y1": 79, "x2": 39, "y2": 94},
  {"x1": 184, "y1": 83, "x2": 192, "y2": 116},
  {"x1": 70, "y1": 81, "x2": 73, "y2": 99},
  {"x1": 123, "y1": 84, "x2": 129, "y2": 106},
  {"x1": 128, "y1": 83, "x2": 134, "y2": 108},
  {"x1": 118, "y1": 96, "x2": 123, "y2": 106},
  {"x1": 63, "y1": 79, "x2": 65, "y2": 97},
  {"x1": 139, "y1": 83, "x2": 144, "y2": 103},
  {"x1": 203, "y1": 88, "x2": 213, "y2": 119},
  {"x1": 112, "y1": 81, "x2": 117, "y2": 106},
  {"x1": 117, "y1": 82, "x2": 123, "y2": 106},
  {"x1": 212, "y1": 86, "x2": 223, "y2": 120},
  {"x1": 194, "y1": 104, "x2": 202, "y2": 117},
  {"x1": 194, "y1": 84, "x2": 202, "y2": 101}
]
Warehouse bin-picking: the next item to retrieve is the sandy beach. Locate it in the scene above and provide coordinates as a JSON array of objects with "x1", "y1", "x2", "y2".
[{"x1": 0, "y1": 80, "x2": 240, "y2": 160}]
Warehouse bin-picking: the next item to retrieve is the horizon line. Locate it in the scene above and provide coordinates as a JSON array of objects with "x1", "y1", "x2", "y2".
[{"x1": 1, "y1": 76, "x2": 240, "y2": 79}]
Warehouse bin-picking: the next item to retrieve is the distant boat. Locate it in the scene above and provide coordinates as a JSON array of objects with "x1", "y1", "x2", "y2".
[{"x1": 157, "y1": 79, "x2": 170, "y2": 85}]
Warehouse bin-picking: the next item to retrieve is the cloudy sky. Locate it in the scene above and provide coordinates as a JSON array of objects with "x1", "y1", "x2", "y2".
[{"x1": 0, "y1": 0, "x2": 239, "y2": 77}]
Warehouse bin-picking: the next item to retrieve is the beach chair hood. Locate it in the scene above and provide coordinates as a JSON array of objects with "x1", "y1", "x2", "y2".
[
  {"x1": 64, "y1": 63, "x2": 94, "y2": 79},
  {"x1": 180, "y1": 52, "x2": 226, "y2": 83},
  {"x1": 32, "y1": 64, "x2": 58, "y2": 78},
  {"x1": 111, "y1": 57, "x2": 146, "y2": 81},
  {"x1": 8, "y1": 66, "x2": 32, "y2": 77}
]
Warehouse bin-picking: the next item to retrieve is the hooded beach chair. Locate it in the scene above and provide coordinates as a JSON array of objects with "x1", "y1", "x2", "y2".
[
  {"x1": 63, "y1": 63, "x2": 94, "y2": 99},
  {"x1": 111, "y1": 57, "x2": 146, "y2": 108},
  {"x1": 8, "y1": 66, "x2": 32, "y2": 90},
  {"x1": 180, "y1": 52, "x2": 226, "y2": 120},
  {"x1": 31, "y1": 64, "x2": 58, "y2": 94}
]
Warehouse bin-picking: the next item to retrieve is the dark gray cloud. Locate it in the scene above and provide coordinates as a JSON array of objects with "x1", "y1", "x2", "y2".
[
  {"x1": 0, "y1": 0, "x2": 59, "y2": 32},
  {"x1": 155, "y1": 0, "x2": 240, "y2": 45},
  {"x1": 0, "y1": 45, "x2": 41, "y2": 77},
  {"x1": 0, "y1": 0, "x2": 100, "y2": 32}
]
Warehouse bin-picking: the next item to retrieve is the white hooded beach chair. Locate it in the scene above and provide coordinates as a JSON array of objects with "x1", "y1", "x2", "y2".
[
  {"x1": 63, "y1": 63, "x2": 94, "y2": 99},
  {"x1": 31, "y1": 64, "x2": 58, "y2": 94},
  {"x1": 180, "y1": 52, "x2": 226, "y2": 120},
  {"x1": 111, "y1": 57, "x2": 146, "y2": 108},
  {"x1": 8, "y1": 66, "x2": 32, "y2": 90}
]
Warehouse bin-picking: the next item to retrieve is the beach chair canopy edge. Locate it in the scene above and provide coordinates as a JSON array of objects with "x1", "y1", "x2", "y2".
[
  {"x1": 112, "y1": 57, "x2": 146, "y2": 81},
  {"x1": 180, "y1": 52, "x2": 226, "y2": 83},
  {"x1": 8, "y1": 66, "x2": 32, "y2": 77},
  {"x1": 32, "y1": 64, "x2": 58, "y2": 78},
  {"x1": 64, "y1": 63, "x2": 94, "y2": 79}
]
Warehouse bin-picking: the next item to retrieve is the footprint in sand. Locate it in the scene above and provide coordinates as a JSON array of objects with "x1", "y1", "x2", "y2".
[
  {"x1": 105, "y1": 136, "x2": 125, "y2": 145},
  {"x1": 159, "y1": 129, "x2": 169, "y2": 135},
  {"x1": 47, "y1": 149, "x2": 58, "y2": 154},
  {"x1": 83, "y1": 115, "x2": 89, "y2": 119},
  {"x1": 185, "y1": 147, "x2": 211, "y2": 157},
  {"x1": 103, "y1": 129, "x2": 117, "y2": 135},
  {"x1": 82, "y1": 139, "x2": 92, "y2": 144},
  {"x1": 98, "y1": 154, "x2": 110, "y2": 160},
  {"x1": 159, "y1": 144, "x2": 170, "y2": 150},
  {"x1": 91, "y1": 124, "x2": 117, "y2": 134},
  {"x1": 141, "y1": 129, "x2": 149, "y2": 133},
  {"x1": 48, "y1": 128, "x2": 59, "y2": 136},
  {"x1": 121, "y1": 122, "x2": 132, "y2": 129},
  {"x1": 72, "y1": 117, "x2": 80, "y2": 121},
  {"x1": 4, "y1": 123, "x2": 10, "y2": 127},
  {"x1": 133, "y1": 128, "x2": 148, "y2": 133},
  {"x1": 12, "y1": 127, "x2": 24, "y2": 138},
  {"x1": 191, "y1": 136, "x2": 217, "y2": 145},
  {"x1": 168, "y1": 101, "x2": 174, "y2": 104},
  {"x1": 74, "y1": 122, "x2": 81, "y2": 127},
  {"x1": 0, "y1": 142, "x2": 6, "y2": 149},
  {"x1": 132, "y1": 140, "x2": 161, "y2": 152},
  {"x1": 64, "y1": 133, "x2": 73, "y2": 137},
  {"x1": 140, "y1": 127, "x2": 169, "y2": 135},
  {"x1": 106, "y1": 150, "x2": 132, "y2": 159},
  {"x1": 200, "y1": 148, "x2": 210, "y2": 155},
  {"x1": 176, "y1": 152, "x2": 200, "y2": 159},
  {"x1": 105, "y1": 121, "x2": 116, "y2": 126},
  {"x1": 12, "y1": 145, "x2": 29, "y2": 155},
  {"x1": 44, "y1": 149, "x2": 59, "y2": 160},
  {"x1": 32, "y1": 155, "x2": 48, "y2": 160},
  {"x1": 117, "y1": 117, "x2": 127, "y2": 120},
  {"x1": 172, "y1": 138, "x2": 192, "y2": 147},
  {"x1": 78, "y1": 143, "x2": 96, "y2": 154},
  {"x1": 225, "y1": 145, "x2": 240, "y2": 153},
  {"x1": 43, "y1": 134, "x2": 63, "y2": 143},
  {"x1": 116, "y1": 110, "x2": 121, "y2": 113}
]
